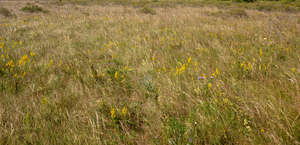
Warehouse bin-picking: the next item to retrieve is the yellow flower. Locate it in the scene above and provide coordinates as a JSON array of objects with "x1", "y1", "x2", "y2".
[
  {"x1": 47, "y1": 59, "x2": 54, "y2": 67},
  {"x1": 208, "y1": 83, "x2": 212, "y2": 88},
  {"x1": 30, "y1": 52, "x2": 35, "y2": 57},
  {"x1": 260, "y1": 128, "x2": 265, "y2": 133},
  {"x1": 247, "y1": 62, "x2": 253, "y2": 70},
  {"x1": 114, "y1": 71, "x2": 118, "y2": 80},
  {"x1": 6, "y1": 60, "x2": 14, "y2": 68},
  {"x1": 259, "y1": 48, "x2": 263, "y2": 56},
  {"x1": 187, "y1": 57, "x2": 191, "y2": 63},
  {"x1": 202, "y1": 74, "x2": 206, "y2": 79},
  {"x1": 291, "y1": 67, "x2": 296, "y2": 73},
  {"x1": 215, "y1": 68, "x2": 219, "y2": 75},
  {"x1": 122, "y1": 106, "x2": 127, "y2": 115},
  {"x1": 18, "y1": 54, "x2": 28, "y2": 66},
  {"x1": 22, "y1": 71, "x2": 27, "y2": 77},
  {"x1": 179, "y1": 64, "x2": 186, "y2": 73},
  {"x1": 215, "y1": 98, "x2": 218, "y2": 103},
  {"x1": 110, "y1": 108, "x2": 116, "y2": 119}
]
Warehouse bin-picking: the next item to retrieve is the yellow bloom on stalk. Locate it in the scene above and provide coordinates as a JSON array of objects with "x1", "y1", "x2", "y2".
[
  {"x1": 175, "y1": 66, "x2": 179, "y2": 75},
  {"x1": 202, "y1": 73, "x2": 206, "y2": 79},
  {"x1": 22, "y1": 71, "x2": 27, "y2": 77},
  {"x1": 30, "y1": 52, "x2": 35, "y2": 57},
  {"x1": 6, "y1": 60, "x2": 14, "y2": 68},
  {"x1": 292, "y1": 67, "x2": 296, "y2": 73},
  {"x1": 248, "y1": 62, "x2": 253, "y2": 70},
  {"x1": 180, "y1": 64, "x2": 186, "y2": 73},
  {"x1": 208, "y1": 83, "x2": 212, "y2": 88},
  {"x1": 110, "y1": 108, "x2": 116, "y2": 119},
  {"x1": 259, "y1": 48, "x2": 263, "y2": 56},
  {"x1": 114, "y1": 71, "x2": 118, "y2": 80},
  {"x1": 122, "y1": 106, "x2": 127, "y2": 115},
  {"x1": 212, "y1": 73, "x2": 216, "y2": 78},
  {"x1": 187, "y1": 57, "x2": 191, "y2": 63},
  {"x1": 18, "y1": 54, "x2": 28, "y2": 66},
  {"x1": 240, "y1": 61, "x2": 247, "y2": 71},
  {"x1": 215, "y1": 68, "x2": 219, "y2": 75}
]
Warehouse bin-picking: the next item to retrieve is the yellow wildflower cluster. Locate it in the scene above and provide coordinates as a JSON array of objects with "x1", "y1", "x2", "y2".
[
  {"x1": 18, "y1": 54, "x2": 28, "y2": 67},
  {"x1": 110, "y1": 106, "x2": 128, "y2": 119},
  {"x1": 175, "y1": 57, "x2": 192, "y2": 75},
  {"x1": 0, "y1": 38, "x2": 35, "y2": 79}
]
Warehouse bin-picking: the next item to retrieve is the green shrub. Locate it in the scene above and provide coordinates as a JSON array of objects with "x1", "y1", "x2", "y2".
[
  {"x1": 140, "y1": 6, "x2": 156, "y2": 15},
  {"x1": 21, "y1": 4, "x2": 48, "y2": 13},
  {"x1": 0, "y1": 7, "x2": 13, "y2": 17}
]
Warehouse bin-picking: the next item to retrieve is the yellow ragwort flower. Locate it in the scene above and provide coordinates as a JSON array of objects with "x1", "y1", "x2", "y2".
[
  {"x1": 110, "y1": 108, "x2": 116, "y2": 119},
  {"x1": 259, "y1": 48, "x2": 263, "y2": 56},
  {"x1": 114, "y1": 71, "x2": 118, "y2": 80},
  {"x1": 30, "y1": 52, "x2": 35, "y2": 57},
  {"x1": 187, "y1": 57, "x2": 191, "y2": 63},
  {"x1": 122, "y1": 106, "x2": 127, "y2": 116},
  {"x1": 208, "y1": 83, "x2": 212, "y2": 88}
]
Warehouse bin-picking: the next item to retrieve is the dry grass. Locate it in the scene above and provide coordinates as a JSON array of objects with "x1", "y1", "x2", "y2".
[{"x1": 0, "y1": 1, "x2": 299, "y2": 145}]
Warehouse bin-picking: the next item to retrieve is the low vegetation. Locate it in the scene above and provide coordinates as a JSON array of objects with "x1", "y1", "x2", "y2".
[
  {"x1": 140, "y1": 6, "x2": 156, "y2": 15},
  {"x1": 21, "y1": 4, "x2": 48, "y2": 13},
  {"x1": 0, "y1": 0, "x2": 299, "y2": 144},
  {"x1": 0, "y1": 7, "x2": 13, "y2": 17}
]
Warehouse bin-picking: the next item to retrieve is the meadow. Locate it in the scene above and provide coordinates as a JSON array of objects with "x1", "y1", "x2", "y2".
[{"x1": 0, "y1": 0, "x2": 299, "y2": 144}]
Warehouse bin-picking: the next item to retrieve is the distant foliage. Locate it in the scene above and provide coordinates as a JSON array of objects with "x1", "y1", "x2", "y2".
[
  {"x1": 21, "y1": 4, "x2": 48, "y2": 13},
  {"x1": 140, "y1": 6, "x2": 156, "y2": 15}
]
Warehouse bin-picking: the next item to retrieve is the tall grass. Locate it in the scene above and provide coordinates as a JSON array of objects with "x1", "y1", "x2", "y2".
[{"x1": 0, "y1": 3, "x2": 299, "y2": 145}]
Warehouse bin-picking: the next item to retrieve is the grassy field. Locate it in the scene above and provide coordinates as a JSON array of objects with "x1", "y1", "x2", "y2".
[{"x1": 0, "y1": 0, "x2": 300, "y2": 144}]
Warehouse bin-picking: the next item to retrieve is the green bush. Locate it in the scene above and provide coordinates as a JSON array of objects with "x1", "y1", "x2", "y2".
[{"x1": 21, "y1": 4, "x2": 48, "y2": 13}]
